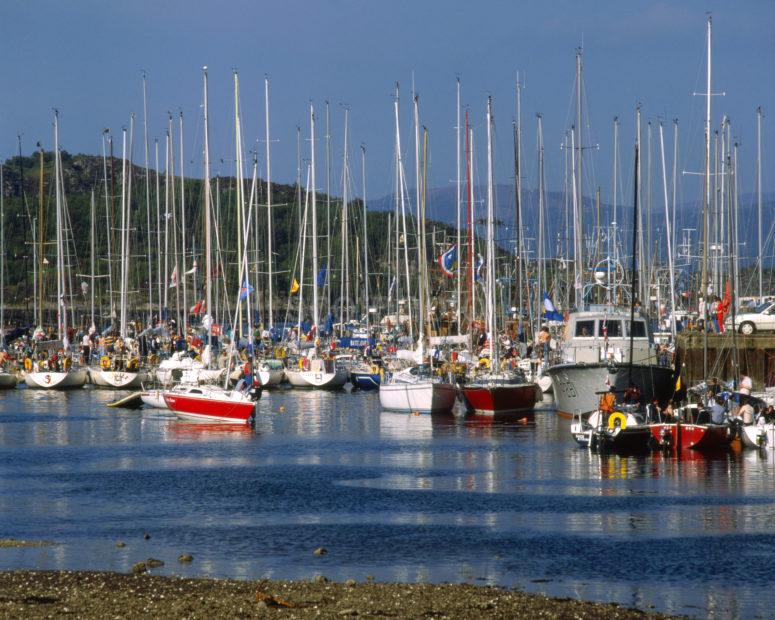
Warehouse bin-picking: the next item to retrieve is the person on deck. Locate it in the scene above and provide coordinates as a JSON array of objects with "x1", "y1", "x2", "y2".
[
  {"x1": 709, "y1": 395, "x2": 726, "y2": 425},
  {"x1": 537, "y1": 326, "x2": 551, "y2": 363},
  {"x1": 738, "y1": 395, "x2": 755, "y2": 426}
]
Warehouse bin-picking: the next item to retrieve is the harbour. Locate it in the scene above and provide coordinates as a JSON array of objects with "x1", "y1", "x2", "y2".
[{"x1": 0, "y1": 2, "x2": 774, "y2": 618}]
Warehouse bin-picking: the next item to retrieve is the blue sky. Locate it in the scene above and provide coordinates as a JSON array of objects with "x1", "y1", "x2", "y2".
[{"x1": 1, "y1": 0, "x2": 773, "y2": 210}]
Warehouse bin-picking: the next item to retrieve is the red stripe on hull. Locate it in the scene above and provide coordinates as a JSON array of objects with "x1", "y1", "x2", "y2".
[
  {"x1": 649, "y1": 423, "x2": 730, "y2": 451},
  {"x1": 462, "y1": 384, "x2": 537, "y2": 415},
  {"x1": 164, "y1": 394, "x2": 255, "y2": 424}
]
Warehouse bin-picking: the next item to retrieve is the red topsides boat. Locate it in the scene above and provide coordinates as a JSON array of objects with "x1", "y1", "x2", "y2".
[
  {"x1": 650, "y1": 404, "x2": 731, "y2": 451},
  {"x1": 462, "y1": 372, "x2": 541, "y2": 415},
  {"x1": 163, "y1": 384, "x2": 257, "y2": 424}
]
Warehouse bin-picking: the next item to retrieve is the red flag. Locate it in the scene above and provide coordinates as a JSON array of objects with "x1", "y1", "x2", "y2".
[
  {"x1": 720, "y1": 280, "x2": 731, "y2": 318},
  {"x1": 717, "y1": 280, "x2": 731, "y2": 332}
]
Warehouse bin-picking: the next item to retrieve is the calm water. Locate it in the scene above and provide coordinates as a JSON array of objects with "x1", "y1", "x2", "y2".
[{"x1": 1, "y1": 387, "x2": 774, "y2": 618}]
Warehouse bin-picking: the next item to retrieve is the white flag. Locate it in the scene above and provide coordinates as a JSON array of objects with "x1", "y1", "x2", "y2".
[{"x1": 169, "y1": 265, "x2": 178, "y2": 288}]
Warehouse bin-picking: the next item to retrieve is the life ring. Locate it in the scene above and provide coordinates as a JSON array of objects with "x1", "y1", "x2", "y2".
[
  {"x1": 63, "y1": 357, "x2": 72, "y2": 371},
  {"x1": 608, "y1": 411, "x2": 628, "y2": 430},
  {"x1": 24, "y1": 358, "x2": 32, "y2": 371},
  {"x1": 149, "y1": 354, "x2": 159, "y2": 366},
  {"x1": 127, "y1": 358, "x2": 139, "y2": 371},
  {"x1": 100, "y1": 356, "x2": 111, "y2": 370}
]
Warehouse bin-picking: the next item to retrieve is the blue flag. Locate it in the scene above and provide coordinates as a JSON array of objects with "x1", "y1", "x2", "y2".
[
  {"x1": 239, "y1": 280, "x2": 254, "y2": 301},
  {"x1": 317, "y1": 264, "x2": 328, "y2": 288},
  {"x1": 543, "y1": 292, "x2": 564, "y2": 322},
  {"x1": 438, "y1": 245, "x2": 457, "y2": 278}
]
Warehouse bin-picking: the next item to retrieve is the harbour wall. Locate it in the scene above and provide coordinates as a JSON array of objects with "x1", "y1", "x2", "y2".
[{"x1": 675, "y1": 332, "x2": 775, "y2": 390}]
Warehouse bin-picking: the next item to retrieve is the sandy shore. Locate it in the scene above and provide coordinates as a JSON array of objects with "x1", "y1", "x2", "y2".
[{"x1": 0, "y1": 570, "x2": 683, "y2": 619}]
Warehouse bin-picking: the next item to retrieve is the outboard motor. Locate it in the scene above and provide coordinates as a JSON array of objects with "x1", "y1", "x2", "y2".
[{"x1": 249, "y1": 377, "x2": 263, "y2": 401}]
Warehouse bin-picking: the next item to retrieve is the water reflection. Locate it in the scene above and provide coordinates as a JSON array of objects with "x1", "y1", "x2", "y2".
[
  {"x1": 166, "y1": 422, "x2": 257, "y2": 440},
  {"x1": 1, "y1": 388, "x2": 775, "y2": 617}
]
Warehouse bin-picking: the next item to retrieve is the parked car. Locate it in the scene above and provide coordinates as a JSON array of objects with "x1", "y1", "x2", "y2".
[{"x1": 725, "y1": 301, "x2": 775, "y2": 335}]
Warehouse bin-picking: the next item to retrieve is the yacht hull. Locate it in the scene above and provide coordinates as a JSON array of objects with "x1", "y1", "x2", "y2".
[
  {"x1": 379, "y1": 381, "x2": 457, "y2": 413},
  {"x1": 462, "y1": 383, "x2": 540, "y2": 415},
  {"x1": 89, "y1": 368, "x2": 146, "y2": 389},
  {"x1": 24, "y1": 369, "x2": 88, "y2": 389},
  {"x1": 548, "y1": 362, "x2": 674, "y2": 418}
]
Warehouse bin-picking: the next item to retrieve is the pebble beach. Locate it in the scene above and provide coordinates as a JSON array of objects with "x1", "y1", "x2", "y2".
[{"x1": 0, "y1": 569, "x2": 682, "y2": 619}]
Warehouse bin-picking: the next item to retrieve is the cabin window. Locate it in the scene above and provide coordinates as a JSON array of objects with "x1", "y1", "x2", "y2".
[
  {"x1": 575, "y1": 320, "x2": 595, "y2": 337},
  {"x1": 626, "y1": 320, "x2": 647, "y2": 337},
  {"x1": 190, "y1": 389, "x2": 202, "y2": 394},
  {"x1": 600, "y1": 320, "x2": 622, "y2": 337}
]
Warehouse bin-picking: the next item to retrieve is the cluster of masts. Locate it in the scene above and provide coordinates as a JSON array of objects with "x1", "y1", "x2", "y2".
[{"x1": 2, "y1": 17, "x2": 769, "y2": 347}]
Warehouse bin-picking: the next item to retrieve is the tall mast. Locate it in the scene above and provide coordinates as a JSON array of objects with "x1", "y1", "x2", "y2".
[
  {"x1": 203, "y1": 66, "x2": 212, "y2": 348},
  {"x1": 233, "y1": 71, "x2": 244, "y2": 333},
  {"x1": 570, "y1": 125, "x2": 580, "y2": 309},
  {"x1": 455, "y1": 77, "x2": 462, "y2": 331},
  {"x1": 53, "y1": 111, "x2": 65, "y2": 342},
  {"x1": 361, "y1": 144, "x2": 369, "y2": 332},
  {"x1": 465, "y1": 112, "x2": 474, "y2": 339},
  {"x1": 575, "y1": 48, "x2": 584, "y2": 289},
  {"x1": 340, "y1": 107, "x2": 350, "y2": 328},
  {"x1": 636, "y1": 107, "x2": 645, "y2": 305},
  {"x1": 413, "y1": 95, "x2": 422, "y2": 339},
  {"x1": 119, "y1": 116, "x2": 135, "y2": 340},
  {"x1": 325, "y1": 101, "x2": 331, "y2": 319},
  {"x1": 485, "y1": 97, "x2": 496, "y2": 364},
  {"x1": 142, "y1": 71, "x2": 153, "y2": 324},
  {"x1": 155, "y1": 139, "x2": 162, "y2": 324},
  {"x1": 89, "y1": 190, "x2": 95, "y2": 329},
  {"x1": 700, "y1": 15, "x2": 712, "y2": 302},
  {"x1": 37, "y1": 144, "x2": 45, "y2": 327},
  {"x1": 514, "y1": 79, "x2": 523, "y2": 327},
  {"x1": 646, "y1": 121, "x2": 653, "y2": 306},
  {"x1": 628, "y1": 144, "x2": 640, "y2": 386},
  {"x1": 265, "y1": 76, "x2": 274, "y2": 329},
  {"x1": 659, "y1": 122, "x2": 676, "y2": 336},
  {"x1": 612, "y1": 116, "x2": 619, "y2": 266},
  {"x1": 163, "y1": 131, "x2": 170, "y2": 315},
  {"x1": 310, "y1": 103, "x2": 319, "y2": 332},
  {"x1": 537, "y1": 113, "x2": 546, "y2": 336},
  {"x1": 733, "y1": 140, "x2": 740, "y2": 309},
  {"x1": 671, "y1": 121, "x2": 678, "y2": 272},
  {"x1": 419, "y1": 126, "x2": 429, "y2": 344},
  {"x1": 168, "y1": 115, "x2": 180, "y2": 330},
  {"x1": 757, "y1": 106, "x2": 763, "y2": 301},
  {"x1": 119, "y1": 126, "x2": 127, "y2": 338},
  {"x1": 179, "y1": 111, "x2": 188, "y2": 336},
  {"x1": 393, "y1": 90, "x2": 413, "y2": 342}
]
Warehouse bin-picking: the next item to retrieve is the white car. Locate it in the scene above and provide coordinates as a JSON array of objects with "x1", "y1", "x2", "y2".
[{"x1": 726, "y1": 301, "x2": 775, "y2": 335}]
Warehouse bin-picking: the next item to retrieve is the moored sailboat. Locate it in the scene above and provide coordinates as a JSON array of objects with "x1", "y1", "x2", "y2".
[
  {"x1": 24, "y1": 113, "x2": 86, "y2": 390},
  {"x1": 460, "y1": 98, "x2": 539, "y2": 416}
]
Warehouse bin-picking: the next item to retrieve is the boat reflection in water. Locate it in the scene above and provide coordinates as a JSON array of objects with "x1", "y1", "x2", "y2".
[{"x1": 167, "y1": 421, "x2": 256, "y2": 439}]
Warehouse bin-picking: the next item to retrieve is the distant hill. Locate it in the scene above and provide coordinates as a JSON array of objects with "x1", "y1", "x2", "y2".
[{"x1": 370, "y1": 184, "x2": 775, "y2": 268}]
